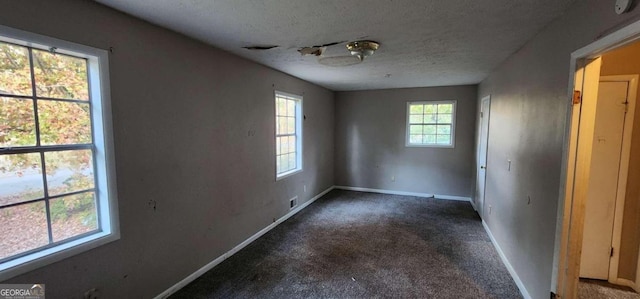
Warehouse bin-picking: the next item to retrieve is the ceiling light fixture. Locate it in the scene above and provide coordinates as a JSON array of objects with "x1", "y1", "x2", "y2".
[{"x1": 346, "y1": 40, "x2": 380, "y2": 61}]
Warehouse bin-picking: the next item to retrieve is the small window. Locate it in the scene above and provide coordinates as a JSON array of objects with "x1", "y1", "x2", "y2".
[
  {"x1": 406, "y1": 100, "x2": 456, "y2": 147},
  {"x1": 275, "y1": 91, "x2": 302, "y2": 179},
  {"x1": 0, "y1": 25, "x2": 118, "y2": 280}
]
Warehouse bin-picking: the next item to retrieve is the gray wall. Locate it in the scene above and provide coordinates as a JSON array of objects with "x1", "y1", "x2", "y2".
[
  {"x1": 477, "y1": 0, "x2": 640, "y2": 298},
  {"x1": 0, "y1": 0, "x2": 334, "y2": 298},
  {"x1": 335, "y1": 86, "x2": 477, "y2": 197}
]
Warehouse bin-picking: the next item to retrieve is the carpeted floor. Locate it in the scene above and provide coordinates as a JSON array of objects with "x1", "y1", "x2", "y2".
[
  {"x1": 171, "y1": 190, "x2": 522, "y2": 298},
  {"x1": 578, "y1": 279, "x2": 640, "y2": 299}
]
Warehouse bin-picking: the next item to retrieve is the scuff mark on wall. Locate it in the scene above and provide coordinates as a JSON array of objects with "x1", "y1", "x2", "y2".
[
  {"x1": 243, "y1": 45, "x2": 278, "y2": 50},
  {"x1": 148, "y1": 200, "x2": 157, "y2": 212}
]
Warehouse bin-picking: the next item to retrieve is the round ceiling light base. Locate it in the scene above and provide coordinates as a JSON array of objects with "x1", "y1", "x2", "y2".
[{"x1": 346, "y1": 41, "x2": 380, "y2": 60}]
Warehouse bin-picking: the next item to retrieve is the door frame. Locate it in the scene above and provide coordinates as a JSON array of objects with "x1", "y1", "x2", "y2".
[
  {"x1": 602, "y1": 75, "x2": 638, "y2": 285},
  {"x1": 554, "y1": 19, "x2": 640, "y2": 299},
  {"x1": 476, "y1": 95, "x2": 491, "y2": 219}
]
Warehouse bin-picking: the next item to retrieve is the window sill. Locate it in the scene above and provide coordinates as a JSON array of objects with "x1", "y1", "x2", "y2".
[
  {"x1": 406, "y1": 143, "x2": 455, "y2": 148},
  {"x1": 0, "y1": 231, "x2": 120, "y2": 281},
  {"x1": 276, "y1": 168, "x2": 302, "y2": 181}
]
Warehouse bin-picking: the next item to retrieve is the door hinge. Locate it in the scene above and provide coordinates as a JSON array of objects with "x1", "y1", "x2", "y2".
[
  {"x1": 573, "y1": 90, "x2": 582, "y2": 105},
  {"x1": 611, "y1": 247, "x2": 614, "y2": 257},
  {"x1": 624, "y1": 101, "x2": 629, "y2": 113},
  {"x1": 480, "y1": 111, "x2": 484, "y2": 118}
]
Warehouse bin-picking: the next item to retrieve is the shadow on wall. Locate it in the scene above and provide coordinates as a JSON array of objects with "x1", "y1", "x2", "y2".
[{"x1": 348, "y1": 124, "x2": 363, "y2": 186}]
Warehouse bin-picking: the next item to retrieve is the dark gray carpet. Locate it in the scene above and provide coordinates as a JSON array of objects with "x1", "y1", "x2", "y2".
[
  {"x1": 171, "y1": 190, "x2": 522, "y2": 298},
  {"x1": 579, "y1": 279, "x2": 640, "y2": 299}
]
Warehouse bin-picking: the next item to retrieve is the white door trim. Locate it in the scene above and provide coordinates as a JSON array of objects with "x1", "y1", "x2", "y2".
[
  {"x1": 602, "y1": 75, "x2": 638, "y2": 287},
  {"x1": 476, "y1": 95, "x2": 491, "y2": 219}
]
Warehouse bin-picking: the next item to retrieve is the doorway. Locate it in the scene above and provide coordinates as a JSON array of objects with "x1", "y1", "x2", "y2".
[
  {"x1": 555, "y1": 21, "x2": 640, "y2": 299},
  {"x1": 580, "y1": 76, "x2": 635, "y2": 280},
  {"x1": 476, "y1": 95, "x2": 491, "y2": 218}
]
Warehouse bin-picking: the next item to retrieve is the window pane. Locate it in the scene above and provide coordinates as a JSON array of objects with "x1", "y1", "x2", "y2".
[
  {"x1": 437, "y1": 135, "x2": 451, "y2": 145},
  {"x1": 276, "y1": 155, "x2": 281, "y2": 173},
  {"x1": 280, "y1": 154, "x2": 289, "y2": 172},
  {"x1": 32, "y1": 49, "x2": 88, "y2": 100},
  {"x1": 286, "y1": 117, "x2": 295, "y2": 134},
  {"x1": 0, "y1": 201, "x2": 48, "y2": 260},
  {"x1": 437, "y1": 114, "x2": 452, "y2": 124},
  {"x1": 50, "y1": 192, "x2": 98, "y2": 242},
  {"x1": 424, "y1": 114, "x2": 437, "y2": 123},
  {"x1": 424, "y1": 104, "x2": 436, "y2": 113},
  {"x1": 0, "y1": 153, "x2": 44, "y2": 207},
  {"x1": 38, "y1": 100, "x2": 91, "y2": 145},
  {"x1": 409, "y1": 104, "x2": 423, "y2": 115},
  {"x1": 288, "y1": 153, "x2": 296, "y2": 170},
  {"x1": 281, "y1": 136, "x2": 288, "y2": 154},
  {"x1": 276, "y1": 98, "x2": 287, "y2": 116},
  {"x1": 438, "y1": 104, "x2": 453, "y2": 114},
  {"x1": 436, "y1": 125, "x2": 451, "y2": 135},
  {"x1": 282, "y1": 137, "x2": 288, "y2": 154},
  {"x1": 0, "y1": 42, "x2": 32, "y2": 96},
  {"x1": 409, "y1": 115, "x2": 423, "y2": 124},
  {"x1": 409, "y1": 125, "x2": 422, "y2": 134},
  {"x1": 409, "y1": 135, "x2": 423, "y2": 144},
  {"x1": 276, "y1": 136, "x2": 281, "y2": 155},
  {"x1": 424, "y1": 125, "x2": 436, "y2": 135},
  {"x1": 424, "y1": 135, "x2": 436, "y2": 144},
  {"x1": 45, "y1": 150, "x2": 94, "y2": 196},
  {"x1": 288, "y1": 136, "x2": 296, "y2": 154},
  {"x1": 277, "y1": 117, "x2": 287, "y2": 135},
  {"x1": 287, "y1": 99, "x2": 295, "y2": 117},
  {"x1": 0, "y1": 97, "x2": 36, "y2": 147}
]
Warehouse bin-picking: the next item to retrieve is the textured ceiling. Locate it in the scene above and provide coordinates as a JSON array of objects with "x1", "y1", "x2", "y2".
[{"x1": 95, "y1": 0, "x2": 576, "y2": 91}]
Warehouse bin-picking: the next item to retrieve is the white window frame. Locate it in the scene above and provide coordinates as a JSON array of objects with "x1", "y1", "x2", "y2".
[
  {"x1": 0, "y1": 25, "x2": 119, "y2": 281},
  {"x1": 274, "y1": 91, "x2": 303, "y2": 180},
  {"x1": 405, "y1": 100, "x2": 457, "y2": 148}
]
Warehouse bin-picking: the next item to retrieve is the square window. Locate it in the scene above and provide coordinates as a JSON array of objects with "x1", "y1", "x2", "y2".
[{"x1": 406, "y1": 100, "x2": 456, "y2": 147}]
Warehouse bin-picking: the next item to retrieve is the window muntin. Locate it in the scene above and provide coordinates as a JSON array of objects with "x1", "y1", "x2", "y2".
[
  {"x1": 275, "y1": 92, "x2": 302, "y2": 178},
  {"x1": 406, "y1": 100, "x2": 456, "y2": 147},
  {"x1": 0, "y1": 26, "x2": 118, "y2": 280}
]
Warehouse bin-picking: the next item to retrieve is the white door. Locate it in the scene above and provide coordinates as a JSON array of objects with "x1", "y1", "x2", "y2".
[
  {"x1": 476, "y1": 96, "x2": 491, "y2": 218},
  {"x1": 580, "y1": 81, "x2": 629, "y2": 279}
]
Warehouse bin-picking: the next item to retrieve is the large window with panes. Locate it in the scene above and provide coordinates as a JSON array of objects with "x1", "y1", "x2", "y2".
[
  {"x1": 0, "y1": 25, "x2": 118, "y2": 280},
  {"x1": 275, "y1": 91, "x2": 302, "y2": 179},
  {"x1": 406, "y1": 100, "x2": 456, "y2": 147}
]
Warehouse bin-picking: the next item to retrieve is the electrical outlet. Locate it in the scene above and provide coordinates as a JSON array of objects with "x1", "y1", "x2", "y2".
[
  {"x1": 304, "y1": 185, "x2": 307, "y2": 193},
  {"x1": 507, "y1": 160, "x2": 512, "y2": 171},
  {"x1": 391, "y1": 175, "x2": 395, "y2": 182},
  {"x1": 84, "y1": 288, "x2": 99, "y2": 299},
  {"x1": 489, "y1": 205, "x2": 492, "y2": 215}
]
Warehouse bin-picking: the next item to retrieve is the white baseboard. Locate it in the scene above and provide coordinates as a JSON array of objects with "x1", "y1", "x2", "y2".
[
  {"x1": 334, "y1": 186, "x2": 471, "y2": 202},
  {"x1": 469, "y1": 199, "x2": 478, "y2": 212},
  {"x1": 154, "y1": 186, "x2": 335, "y2": 299},
  {"x1": 482, "y1": 220, "x2": 531, "y2": 299}
]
